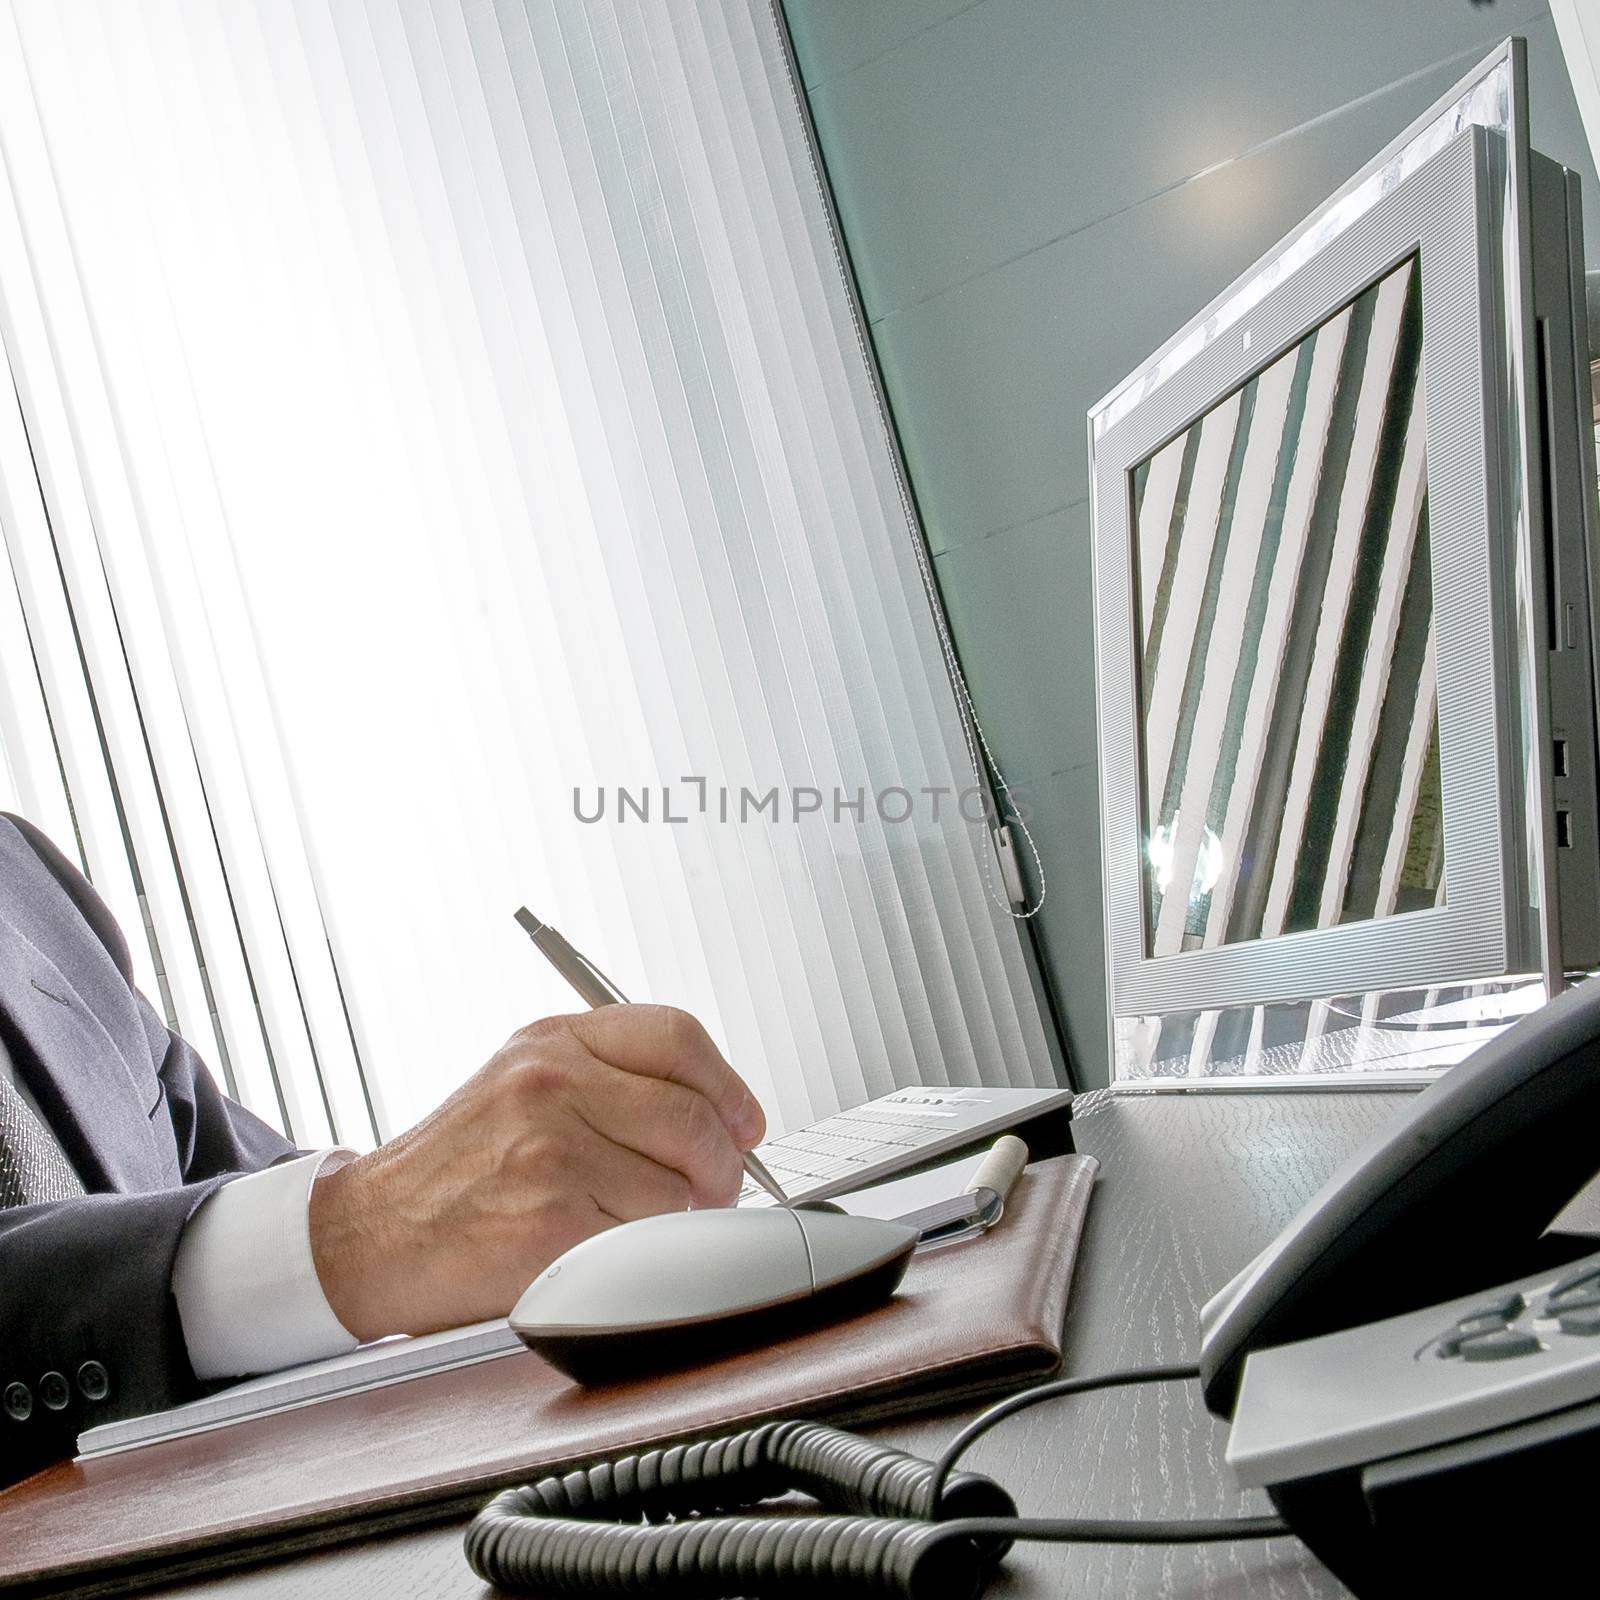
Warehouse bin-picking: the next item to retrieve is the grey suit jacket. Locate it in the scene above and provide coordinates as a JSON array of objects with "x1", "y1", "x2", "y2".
[{"x1": 0, "y1": 813, "x2": 297, "y2": 1487}]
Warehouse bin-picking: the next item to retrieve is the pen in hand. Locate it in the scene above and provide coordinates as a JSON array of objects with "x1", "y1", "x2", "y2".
[{"x1": 513, "y1": 907, "x2": 792, "y2": 1208}]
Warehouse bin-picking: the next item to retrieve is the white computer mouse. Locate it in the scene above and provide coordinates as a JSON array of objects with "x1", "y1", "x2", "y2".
[{"x1": 509, "y1": 1206, "x2": 919, "y2": 1383}]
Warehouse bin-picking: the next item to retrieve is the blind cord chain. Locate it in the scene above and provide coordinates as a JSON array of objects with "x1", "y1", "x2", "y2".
[{"x1": 771, "y1": 2, "x2": 1045, "y2": 923}]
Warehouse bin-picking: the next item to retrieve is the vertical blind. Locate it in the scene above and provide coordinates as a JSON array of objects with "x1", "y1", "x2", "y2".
[{"x1": 0, "y1": 0, "x2": 1054, "y2": 1144}]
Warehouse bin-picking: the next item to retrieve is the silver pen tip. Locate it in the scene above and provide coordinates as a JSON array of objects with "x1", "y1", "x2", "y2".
[{"x1": 744, "y1": 1151, "x2": 792, "y2": 1208}]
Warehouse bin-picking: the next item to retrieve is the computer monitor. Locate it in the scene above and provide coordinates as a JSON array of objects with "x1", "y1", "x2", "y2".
[{"x1": 1089, "y1": 40, "x2": 1600, "y2": 1083}]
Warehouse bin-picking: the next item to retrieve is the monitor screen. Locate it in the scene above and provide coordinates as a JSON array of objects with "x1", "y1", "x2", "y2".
[{"x1": 1131, "y1": 252, "x2": 1444, "y2": 959}]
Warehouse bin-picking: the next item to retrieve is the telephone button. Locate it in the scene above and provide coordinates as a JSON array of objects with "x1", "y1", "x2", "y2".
[
  {"x1": 1556, "y1": 1306, "x2": 1600, "y2": 1337},
  {"x1": 1457, "y1": 1329, "x2": 1541, "y2": 1361},
  {"x1": 1547, "y1": 1283, "x2": 1600, "y2": 1314},
  {"x1": 1465, "y1": 1292, "x2": 1525, "y2": 1321},
  {"x1": 1549, "y1": 1263, "x2": 1600, "y2": 1300}
]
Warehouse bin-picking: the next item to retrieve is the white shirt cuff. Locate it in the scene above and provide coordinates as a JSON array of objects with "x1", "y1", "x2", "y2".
[{"x1": 172, "y1": 1149, "x2": 360, "y2": 1381}]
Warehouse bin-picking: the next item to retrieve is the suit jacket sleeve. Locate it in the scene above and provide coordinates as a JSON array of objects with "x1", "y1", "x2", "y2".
[{"x1": 0, "y1": 816, "x2": 299, "y2": 1485}]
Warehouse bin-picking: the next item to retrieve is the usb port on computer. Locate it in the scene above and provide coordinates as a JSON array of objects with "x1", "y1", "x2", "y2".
[
  {"x1": 1554, "y1": 737, "x2": 1570, "y2": 778},
  {"x1": 1556, "y1": 809, "x2": 1573, "y2": 848}
]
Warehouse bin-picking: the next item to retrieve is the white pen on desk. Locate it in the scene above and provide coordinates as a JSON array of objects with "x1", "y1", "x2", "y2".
[
  {"x1": 513, "y1": 906, "x2": 792, "y2": 1208},
  {"x1": 907, "y1": 1134, "x2": 1031, "y2": 1247}
]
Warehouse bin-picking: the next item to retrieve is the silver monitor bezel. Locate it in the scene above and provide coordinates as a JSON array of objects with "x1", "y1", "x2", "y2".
[
  {"x1": 1091, "y1": 40, "x2": 1525, "y2": 441},
  {"x1": 1091, "y1": 124, "x2": 1530, "y2": 1024}
]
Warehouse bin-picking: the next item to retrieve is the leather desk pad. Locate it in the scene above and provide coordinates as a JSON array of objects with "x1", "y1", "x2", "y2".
[{"x1": 0, "y1": 1152, "x2": 1097, "y2": 1596}]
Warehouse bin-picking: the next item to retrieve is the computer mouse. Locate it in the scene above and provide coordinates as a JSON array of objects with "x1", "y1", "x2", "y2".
[{"x1": 509, "y1": 1207, "x2": 919, "y2": 1383}]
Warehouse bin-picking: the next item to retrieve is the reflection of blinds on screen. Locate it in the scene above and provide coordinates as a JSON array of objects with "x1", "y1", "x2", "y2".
[
  {"x1": 1133, "y1": 253, "x2": 1442, "y2": 961},
  {"x1": 0, "y1": 0, "x2": 1055, "y2": 1141}
]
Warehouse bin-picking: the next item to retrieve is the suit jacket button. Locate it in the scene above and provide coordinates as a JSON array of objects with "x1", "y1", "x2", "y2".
[
  {"x1": 2, "y1": 1382, "x2": 30, "y2": 1422},
  {"x1": 77, "y1": 1361, "x2": 110, "y2": 1403},
  {"x1": 39, "y1": 1371, "x2": 70, "y2": 1411}
]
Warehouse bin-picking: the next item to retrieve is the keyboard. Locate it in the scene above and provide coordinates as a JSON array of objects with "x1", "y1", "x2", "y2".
[{"x1": 736, "y1": 1084, "x2": 1073, "y2": 1207}]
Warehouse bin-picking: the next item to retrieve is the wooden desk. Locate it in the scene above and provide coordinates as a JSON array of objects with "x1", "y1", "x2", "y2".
[{"x1": 128, "y1": 1087, "x2": 1407, "y2": 1600}]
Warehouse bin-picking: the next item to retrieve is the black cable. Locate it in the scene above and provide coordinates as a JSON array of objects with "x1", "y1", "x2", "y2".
[
  {"x1": 942, "y1": 1515, "x2": 1291, "y2": 1544},
  {"x1": 925, "y1": 1362, "x2": 1201, "y2": 1511}
]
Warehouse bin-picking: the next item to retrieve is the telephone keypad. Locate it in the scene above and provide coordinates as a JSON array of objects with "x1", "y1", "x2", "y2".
[
  {"x1": 1235, "y1": 1249, "x2": 1600, "y2": 1491},
  {"x1": 1429, "y1": 1257, "x2": 1600, "y2": 1360}
]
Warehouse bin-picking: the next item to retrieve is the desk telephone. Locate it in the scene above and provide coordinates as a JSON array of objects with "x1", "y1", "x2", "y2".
[
  {"x1": 1201, "y1": 973, "x2": 1600, "y2": 1593},
  {"x1": 467, "y1": 979, "x2": 1600, "y2": 1599}
]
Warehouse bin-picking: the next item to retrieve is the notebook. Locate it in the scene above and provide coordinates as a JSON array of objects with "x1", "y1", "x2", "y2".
[
  {"x1": 77, "y1": 1320, "x2": 526, "y2": 1460},
  {"x1": 734, "y1": 1083, "x2": 1072, "y2": 1205}
]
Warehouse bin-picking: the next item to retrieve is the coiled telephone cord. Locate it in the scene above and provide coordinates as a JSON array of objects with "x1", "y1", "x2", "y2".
[{"x1": 465, "y1": 1367, "x2": 1287, "y2": 1599}]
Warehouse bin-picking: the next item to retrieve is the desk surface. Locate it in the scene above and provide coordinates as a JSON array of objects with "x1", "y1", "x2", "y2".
[{"x1": 140, "y1": 1088, "x2": 1408, "y2": 1600}]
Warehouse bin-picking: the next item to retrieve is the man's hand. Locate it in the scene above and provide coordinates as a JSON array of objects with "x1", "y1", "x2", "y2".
[{"x1": 307, "y1": 1005, "x2": 767, "y2": 1342}]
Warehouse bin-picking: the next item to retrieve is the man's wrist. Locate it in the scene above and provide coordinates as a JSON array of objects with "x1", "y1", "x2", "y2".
[{"x1": 308, "y1": 1151, "x2": 403, "y2": 1344}]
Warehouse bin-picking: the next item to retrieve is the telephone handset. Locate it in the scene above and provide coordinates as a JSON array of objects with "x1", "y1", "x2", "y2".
[{"x1": 1199, "y1": 975, "x2": 1600, "y2": 1417}]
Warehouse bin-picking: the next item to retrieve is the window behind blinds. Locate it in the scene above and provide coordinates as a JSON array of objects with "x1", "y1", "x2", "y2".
[{"x1": 0, "y1": 0, "x2": 1057, "y2": 1142}]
